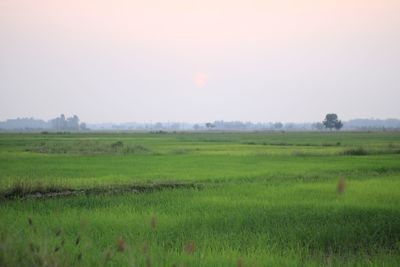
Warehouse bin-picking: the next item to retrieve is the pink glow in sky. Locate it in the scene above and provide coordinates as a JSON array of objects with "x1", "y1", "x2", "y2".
[
  {"x1": 1, "y1": 0, "x2": 399, "y2": 123},
  {"x1": 194, "y1": 72, "x2": 207, "y2": 88}
]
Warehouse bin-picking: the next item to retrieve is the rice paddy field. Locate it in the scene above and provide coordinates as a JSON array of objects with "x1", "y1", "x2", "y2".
[{"x1": 0, "y1": 131, "x2": 400, "y2": 266}]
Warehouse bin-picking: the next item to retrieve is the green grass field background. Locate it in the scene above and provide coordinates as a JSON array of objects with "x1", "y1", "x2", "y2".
[{"x1": 0, "y1": 132, "x2": 399, "y2": 266}]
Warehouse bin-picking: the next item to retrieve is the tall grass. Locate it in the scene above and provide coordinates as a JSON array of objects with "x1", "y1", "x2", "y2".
[{"x1": 1, "y1": 178, "x2": 400, "y2": 266}]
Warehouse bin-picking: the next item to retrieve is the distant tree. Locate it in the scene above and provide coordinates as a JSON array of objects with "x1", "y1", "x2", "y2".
[
  {"x1": 334, "y1": 120, "x2": 343, "y2": 130},
  {"x1": 171, "y1": 123, "x2": 180, "y2": 130},
  {"x1": 155, "y1": 122, "x2": 163, "y2": 129},
  {"x1": 205, "y1": 122, "x2": 215, "y2": 129},
  {"x1": 312, "y1": 122, "x2": 324, "y2": 131},
  {"x1": 323, "y1": 114, "x2": 343, "y2": 130},
  {"x1": 284, "y1": 123, "x2": 294, "y2": 130},
  {"x1": 273, "y1": 122, "x2": 283, "y2": 129},
  {"x1": 80, "y1": 122, "x2": 87, "y2": 131}
]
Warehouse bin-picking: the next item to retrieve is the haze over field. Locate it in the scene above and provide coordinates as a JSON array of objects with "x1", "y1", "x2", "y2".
[{"x1": 1, "y1": 0, "x2": 400, "y2": 123}]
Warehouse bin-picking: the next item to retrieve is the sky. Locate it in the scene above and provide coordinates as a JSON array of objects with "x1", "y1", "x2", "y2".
[{"x1": 1, "y1": 0, "x2": 399, "y2": 123}]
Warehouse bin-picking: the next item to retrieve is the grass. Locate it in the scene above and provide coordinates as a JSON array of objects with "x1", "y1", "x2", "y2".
[{"x1": 0, "y1": 132, "x2": 400, "y2": 266}]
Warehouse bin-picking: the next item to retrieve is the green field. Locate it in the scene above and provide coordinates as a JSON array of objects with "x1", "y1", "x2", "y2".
[{"x1": 1, "y1": 132, "x2": 400, "y2": 266}]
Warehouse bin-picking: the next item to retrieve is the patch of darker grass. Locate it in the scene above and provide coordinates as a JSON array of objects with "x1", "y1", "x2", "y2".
[
  {"x1": 1, "y1": 181, "x2": 69, "y2": 200},
  {"x1": 341, "y1": 147, "x2": 369, "y2": 156},
  {"x1": 1, "y1": 181, "x2": 202, "y2": 201},
  {"x1": 341, "y1": 147, "x2": 400, "y2": 156},
  {"x1": 29, "y1": 140, "x2": 152, "y2": 155},
  {"x1": 122, "y1": 144, "x2": 151, "y2": 155}
]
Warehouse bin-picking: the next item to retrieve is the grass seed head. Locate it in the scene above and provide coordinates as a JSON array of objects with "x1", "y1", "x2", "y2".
[
  {"x1": 150, "y1": 215, "x2": 156, "y2": 230},
  {"x1": 184, "y1": 241, "x2": 195, "y2": 254},
  {"x1": 117, "y1": 238, "x2": 125, "y2": 252},
  {"x1": 337, "y1": 177, "x2": 346, "y2": 194}
]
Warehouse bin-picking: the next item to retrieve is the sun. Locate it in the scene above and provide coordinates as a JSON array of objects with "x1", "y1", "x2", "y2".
[{"x1": 194, "y1": 72, "x2": 207, "y2": 88}]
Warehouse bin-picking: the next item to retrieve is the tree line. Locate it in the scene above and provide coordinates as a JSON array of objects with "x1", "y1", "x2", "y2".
[{"x1": 0, "y1": 114, "x2": 87, "y2": 131}]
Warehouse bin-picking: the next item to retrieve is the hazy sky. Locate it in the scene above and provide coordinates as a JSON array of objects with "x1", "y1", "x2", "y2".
[{"x1": 1, "y1": 0, "x2": 399, "y2": 123}]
